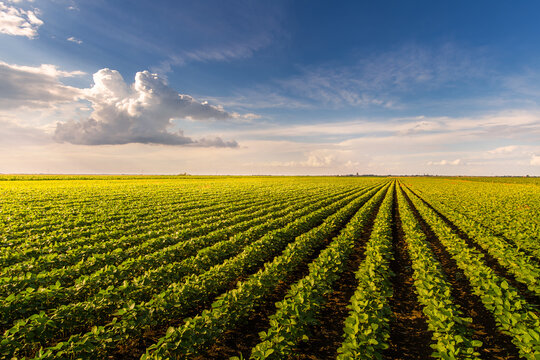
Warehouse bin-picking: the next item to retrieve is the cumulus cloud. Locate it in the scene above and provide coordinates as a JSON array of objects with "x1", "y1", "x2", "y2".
[
  {"x1": 0, "y1": 61, "x2": 84, "y2": 108},
  {"x1": 54, "y1": 68, "x2": 238, "y2": 146},
  {"x1": 531, "y1": 155, "x2": 540, "y2": 166},
  {"x1": 0, "y1": 1, "x2": 42, "y2": 38},
  {"x1": 0, "y1": 61, "x2": 244, "y2": 147},
  {"x1": 67, "y1": 36, "x2": 82, "y2": 44}
]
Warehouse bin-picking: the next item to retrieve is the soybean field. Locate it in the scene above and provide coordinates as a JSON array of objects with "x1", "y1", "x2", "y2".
[{"x1": 0, "y1": 176, "x2": 539, "y2": 359}]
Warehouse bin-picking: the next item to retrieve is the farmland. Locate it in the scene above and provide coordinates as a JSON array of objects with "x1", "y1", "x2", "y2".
[{"x1": 0, "y1": 176, "x2": 539, "y2": 359}]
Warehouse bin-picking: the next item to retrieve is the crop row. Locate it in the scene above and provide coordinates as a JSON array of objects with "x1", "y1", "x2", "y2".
[
  {"x1": 140, "y1": 184, "x2": 389, "y2": 359},
  {"x1": 402, "y1": 185, "x2": 540, "y2": 358},
  {"x1": 396, "y1": 186, "x2": 481, "y2": 359},
  {"x1": 407, "y1": 187, "x2": 540, "y2": 297},
  {"x1": 1, "y1": 183, "x2": 252, "y2": 252},
  {"x1": 248, "y1": 184, "x2": 390, "y2": 359},
  {"x1": 0, "y1": 185, "x2": 330, "y2": 298},
  {"x1": 10, "y1": 183, "x2": 384, "y2": 359},
  {"x1": 0, "y1": 185, "x2": 341, "y2": 329},
  {"x1": 1, "y1": 185, "x2": 365, "y2": 357},
  {"x1": 2, "y1": 181, "x2": 337, "y2": 261},
  {"x1": 404, "y1": 179, "x2": 540, "y2": 261},
  {"x1": 1, "y1": 187, "x2": 288, "y2": 274},
  {"x1": 336, "y1": 183, "x2": 395, "y2": 359}
]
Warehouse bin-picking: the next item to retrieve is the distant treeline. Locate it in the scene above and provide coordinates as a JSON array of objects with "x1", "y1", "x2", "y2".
[{"x1": 0, "y1": 175, "x2": 195, "y2": 181}]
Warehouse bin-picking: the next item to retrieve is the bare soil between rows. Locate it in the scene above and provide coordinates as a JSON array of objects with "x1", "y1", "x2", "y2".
[
  {"x1": 190, "y1": 188, "x2": 386, "y2": 359},
  {"x1": 292, "y1": 186, "x2": 386, "y2": 359},
  {"x1": 384, "y1": 186, "x2": 433, "y2": 360},
  {"x1": 406, "y1": 185, "x2": 540, "y2": 312},
  {"x1": 401, "y1": 186, "x2": 520, "y2": 360}
]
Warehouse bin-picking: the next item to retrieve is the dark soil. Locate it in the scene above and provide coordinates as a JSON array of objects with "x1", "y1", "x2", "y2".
[
  {"x1": 291, "y1": 186, "x2": 386, "y2": 359},
  {"x1": 383, "y1": 185, "x2": 434, "y2": 360},
  {"x1": 400, "y1": 186, "x2": 520, "y2": 360},
  {"x1": 112, "y1": 189, "x2": 374, "y2": 359},
  {"x1": 406, "y1": 186, "x2": 540, "y2": 312},
  {"x1": 432, "y1": 198, "x2": 540, "y2": 267},
  {"x1": 190, "y1": 188, "x2": 385, "y2": 360}
]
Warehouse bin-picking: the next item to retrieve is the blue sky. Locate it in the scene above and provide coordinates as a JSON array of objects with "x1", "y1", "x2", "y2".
[{"x1": 1, "y1": 0, "x2": 540, "y2": 175}]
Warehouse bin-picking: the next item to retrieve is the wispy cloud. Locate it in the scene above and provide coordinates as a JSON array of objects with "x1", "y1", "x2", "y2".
[
  {"x1": 151, "y1": 34, "x2": 272, "y2": 74},
  {"x1": 213, "y1": 43, "x2": 489, "y2": 111},
  {"x1": 67, "y1": 36, "x2": 82, "y2": 44},
  {"x1": 224, "y1": 110, "x2": 540, "y2": 143},
  {"x1": 194, "y1": 109, "x2": 540, "y2": 174},
  {"x1": 205, "y1": 88, "x2": 315, "y2": 111},
  {"x1": 280, "y1": 43, "x2": 487, "y2": 107},
  {"x1": 503, "y1": 70, "x2": 540, "y2": 104},
  {"x1": 148, "y1": 2, "x2": 285, "y2": 74},
  {"x1": 0, "y1": 1, "x2": 42, "y2": 38}
]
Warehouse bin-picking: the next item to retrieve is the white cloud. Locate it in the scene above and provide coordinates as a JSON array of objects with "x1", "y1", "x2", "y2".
[
  {"x1": 67, "y1": 36, "x2": 82, "y2": 44},
  {"x1": 488, "y1": 145, "x2": 520, "y2": 154},
  {"x1": 230, "y1": 112, "x2": 261, "y2": 122},
  {"x1": 209, "y1": 109, "x2": 540, "y2": 175},
  {"x1": 0, "y1": 61, "x2": 84, "y2": 109},
  {"x1": 54, "y1": 68, "x2": 238, "y2": 146},
  {"x1": 248, "y1": 147, "x2": 367, "y2": 172},
  {"x1": 427, "y1": 159, "x2": 462, "y2": 166},
  {"x1": 484, "y1": 145, "x2": 540, "y2": 163},
  {"x1": 268, "y1": 154, "x2": 335, "y2": 168},
  {"x1": 0, "y1": 61, "x2": 248, "y2": 147},
  {"x1": 304, "y1": 153, "x2": 334, "y2": 167},
  {"x1": 225, "y1": 110, "x2": 540, "y2": 144},
  {"x1": 398, "y1": 120, "x2": 442, "y2": 134},
  {"x1": 0, "y1": 1, "x2": 42, "y2": 38},
  {"x1": 2, "y1": 55, "x2": 540, "y2": 174},
  {"x1": 1, "y1": 134, "x2": 538, "y2": 176}
]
